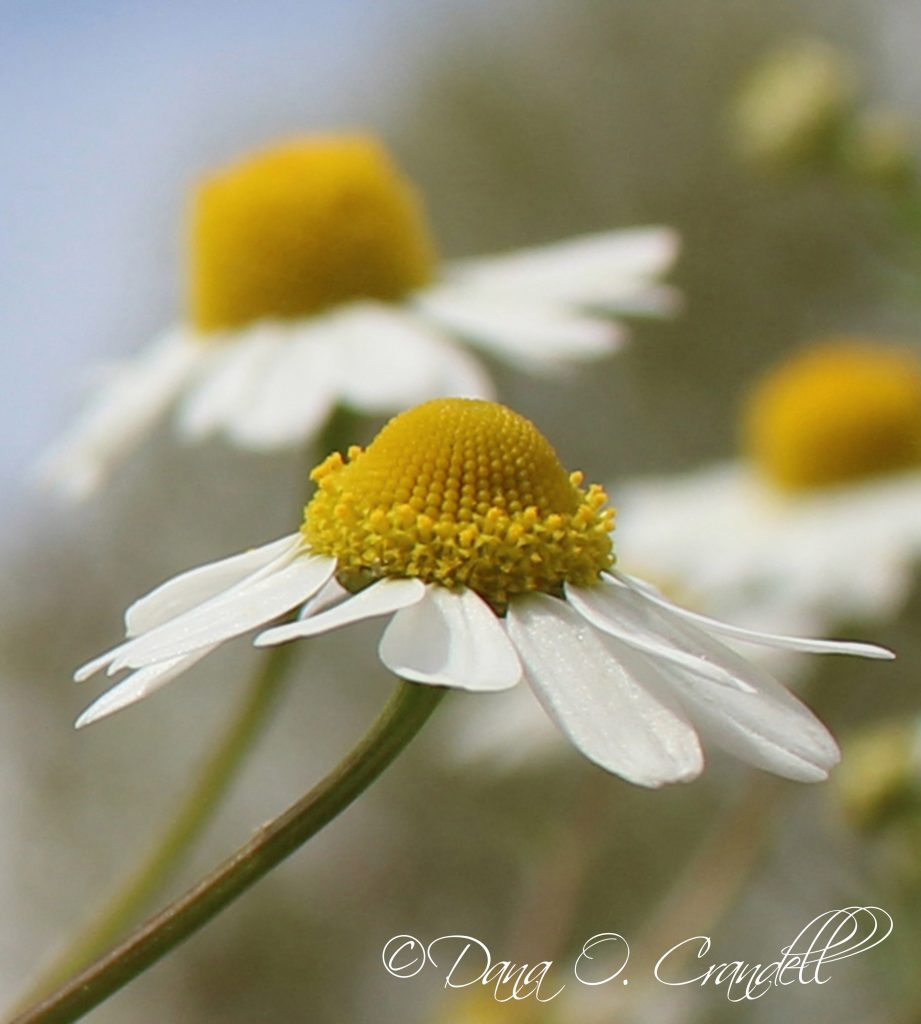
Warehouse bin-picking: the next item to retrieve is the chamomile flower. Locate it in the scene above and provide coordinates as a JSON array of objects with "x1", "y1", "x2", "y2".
[
  {"x1": 39, "y1": 135, "x2": 679, "y2": 498},
  {"x1": 616, "y1": 340, "x2": 921, "y2": 632},
  {"x1": 75, "y1": 399, "x2": 891, "y2": 788}
]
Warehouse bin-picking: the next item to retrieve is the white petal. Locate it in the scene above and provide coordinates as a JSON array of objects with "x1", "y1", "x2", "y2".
[
  {"x1": 112, "y1": 554, "x2": 336, "y2": 668},
  {"x1": 507, "y1": 593, "x2": 703, "y2": 787},
  {"x1": 415, "y1": 286, "x2": 624, "y2": 370},
  {"x1": 75, "y1": 647, "x2": 217, "y2": 728},
  {"x1": 178, "y1": 329, "x2": 282, "y2": 440},
  {"x1": 329, "y1": 302, "x2": 495, "y2": 411},
  {"x1": 581, "y1": 282, "x2": 683, "y2": 317},
  {"x1": 125, "y1": 534, "x2": 301, "y2": 636},
  {"x1": 446, "y1": 228, "x2": 680, "y2": 308},
  {"x1": 297, "y1": 577, "x2": 349, "y2": 619},
  {"x1": 224, "y1": 326, "x2": 339, "y2": 448},
  {"x1": 379, "y1": 585, "x2": 521, "y2": 691},
  {"x1": 639, "y1": 608, "x2": 841, "y2": 781},
  {"x1": 74, "y1": 534, "x2": 302, "y2": 684},
  {"x1": 565, "y1": 582, "x2": 751, "y2": 689},
  {"x1": 569, "y1": 577, "x2": 799, "y2": 700},
  {"x1": 255, "y1": 577, "x2": 425, "y2": 645},
  {"x1": 417, "y1": 332, "x2": 497, "y2": 401},
  {"x1": 611, "y1": 572, "x2": 895, "y2": 660},
  {"x1": 74, "y1": 645, "x2": 126, "y2": 684},
  {"x1": 35, "y1": 329, "x2": 203, "y2": 499}
]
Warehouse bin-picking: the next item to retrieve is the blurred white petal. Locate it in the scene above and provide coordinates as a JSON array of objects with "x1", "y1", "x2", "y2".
[
  {"x1": 36, "y1": 329, "x2": 203, "y2": 498},
  {"x1": 415, "y1": 286, "x2": 624, "y2": 370},
  {"x1": 329, "y1": 302, "x2": 494, "y2": 410},
  {"x1": 446, "y1": 227, "x2": 680, "y2": 307}
]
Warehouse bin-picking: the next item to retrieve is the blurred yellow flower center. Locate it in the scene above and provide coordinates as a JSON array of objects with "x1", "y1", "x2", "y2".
[
  {"x1": 189, "y1": 135, "x2": 437, "y2": 333},
  {"x1": 744, "y1": 341, "x2": 921, "y2": 490},
  {"x1": 303, "y1": 399, "x2": 615, "y2": 609}
]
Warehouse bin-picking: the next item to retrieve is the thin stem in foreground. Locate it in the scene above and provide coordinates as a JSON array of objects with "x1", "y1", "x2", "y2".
[
  {"x1": 9, "y1": 680, "x2": 445, "y2": 1024},
  {"x1": 20, "y1": 403, "x2": 366, "y2": 1007},
  {"x1": 16, "y1": 644, "x2": 295, "y2": 1007}
]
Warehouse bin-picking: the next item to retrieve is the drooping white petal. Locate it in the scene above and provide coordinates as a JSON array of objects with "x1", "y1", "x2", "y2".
[
  {"x1": 643, "y1": 611, "x2": 841, "y2": 781},
  {"x1": 111, "y1": 554, "x2": 336, "y2": 669},
  {"x1": 75, "y1": 535, "x2": 303, "y2": 683},
  {"x1": 572, "y1": 575, "x2": 870, "y2": 699},
  {"x1": 125, "y1": 534, "x2": 302, "y2": 636},
  {"x1": 507, "y1": 593, "x2": 704, "y2": 787},
  {"x1": 222, "y1": 325, "x2": 340, "y2": 448},
  {"x1": 379, "y1": 585, "x2": 521, "y2": 691},
  {"x1": 255, "y1": 577, "x2": 425, "y2": 645},
  {"x1": 611, "y1": 572, "x2": 895, "y2": 660},
  {"x1": 329, "y1": 302, "x2": 494, "y2": 411},
  {"x1": 414, "y1": 286, "x2": 624, "y2": 371},
  {"x1": 177, "y1": 328, "x2": 282, "y2": 440},
  {"x1": 565, "y1": 582, "x2": 751, "y2": 690},
  {"x1": 74, "y1": 645, "x2": 128, "y2": 684},
  {"x1": 36, "y1": 329, "x2": 204, "y2": 499},
  {"x1": 445, "y1": 228, "x2": 680, "y2": 308},
  {"x1": 75, "y1": 646, "x2": 217, "y2": 728}
]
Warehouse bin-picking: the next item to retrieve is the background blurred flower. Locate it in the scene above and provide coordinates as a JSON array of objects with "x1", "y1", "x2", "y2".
[
  {"x1": 616, "y1": 339, "x2": 921, "y2": 637},
  {"x1": 37, "y1": 135, "x2": 678, "y2": 499}
]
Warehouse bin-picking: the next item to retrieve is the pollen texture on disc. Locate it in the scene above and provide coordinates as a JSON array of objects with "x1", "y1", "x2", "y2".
[{"x1": 303, "y1": 399, "x2": 615, "y2": 607}]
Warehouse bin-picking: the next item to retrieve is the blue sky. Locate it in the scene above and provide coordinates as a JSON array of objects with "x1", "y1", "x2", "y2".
[{"x1": 1, "y1": 0, "x2": 492, "y2": 495}]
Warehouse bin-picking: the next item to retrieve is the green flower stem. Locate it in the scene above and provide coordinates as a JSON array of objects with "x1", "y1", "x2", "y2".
[
  {"x1": 15, "y1": 644, "x2": 296, "y2": 1009},
  {"x1": 18, "y1": 402, "x2": 367, "y2": 1008},
  {"x1": 9, "y1": 680, "x2": 445, "y2": 1024}
]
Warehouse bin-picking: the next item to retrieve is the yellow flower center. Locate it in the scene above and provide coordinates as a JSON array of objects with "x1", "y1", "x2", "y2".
[
  {"x1": 189, "y1": 135, "x2": 437, "y2": 333},
  {"x1": 303, "y1": 399, "x2": 615, "y2": 610},
  {"x1": 743, "y1": 340, "x2": 921, "y2": 490}
]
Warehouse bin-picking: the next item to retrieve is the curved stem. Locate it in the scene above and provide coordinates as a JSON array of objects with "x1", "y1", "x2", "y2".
[
  {"x1": 18, "y1": 403, "x2": 366, "y2": 1008},
  {"x1": 16, "y1": 644, "x2": 295, "y2": 1007},
  {"x1": 8, "y1": 680, "x2": 445, "y2": 1024}
]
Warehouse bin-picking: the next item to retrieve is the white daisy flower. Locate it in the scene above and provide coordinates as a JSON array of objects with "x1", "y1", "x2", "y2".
[
  {"x1": 38, "y1": 135, "x2": 679, "y2": 499},
  {"x1": 75, "y1": 399, "x2": 892, "y2": 789},
  {"x1": 616, "y1": 340, "x2": 921, "y2": 632}
]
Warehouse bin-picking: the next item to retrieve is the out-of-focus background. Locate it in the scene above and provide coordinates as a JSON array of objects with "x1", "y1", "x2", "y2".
[{"x1": 4, "y1": 1, "x2": 921, "y2": 1021}]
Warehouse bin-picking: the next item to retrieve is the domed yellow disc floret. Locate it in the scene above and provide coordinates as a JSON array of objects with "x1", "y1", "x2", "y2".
[
  {"x1": 303, "y1": 399, "x2": 615, "y2": 609},
  {"x1": 189, "y1": 135, "x2": 437, "y2": 333},
  {"x1": 744, "y1": 340, "x2": 921, "y2": 490}
]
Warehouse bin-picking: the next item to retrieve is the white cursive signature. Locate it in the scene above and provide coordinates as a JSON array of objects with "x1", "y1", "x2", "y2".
[
  {"x1": 382, "y1": 906, "x2": 893, "y2": 1004},
  {"x1": 654, "y1": 907, "x2": 893, "y2": 1002}
]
